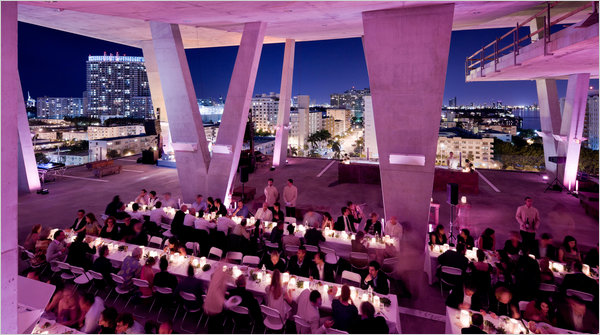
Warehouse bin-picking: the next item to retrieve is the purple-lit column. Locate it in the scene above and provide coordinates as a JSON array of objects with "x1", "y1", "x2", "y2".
[
  {"x1": 272, "y1": 39, "x2": 295, "y2": 168},
  {"x1": 206, "y1": 22, "x2": 266, "y2": 205},
  {"x1": 149, "y1": 22, "x2": 211, "y2": 202},
  {"x1": 1, "y1": 2, "x2": 19, "y2": 332},
  {"x1": 559, "y1": 73, "x2": 590, "y2": 190},
  {"x1": 535, "y1": 79, "x2": 561, "y2": 179},
  {"x1": 17, "y1": 79, "x2": 42, "y2": 194},
  {"x1": 362, "y1": 4, "x2": 454, "y2": 246}
]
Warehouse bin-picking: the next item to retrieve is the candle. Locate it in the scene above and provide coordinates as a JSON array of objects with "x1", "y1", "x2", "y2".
[
  {"x1": 289, "y1": 278, "x2": 296, "y2": 288},
  {"x1": 169, "y1": 254, "x2": 175, "y2": 262},
  {"x1": 223, "y1": 265, "x2": 228, "y2": 272},
  {"x1": 192, "y1": 259, "x2": 199, "y2": 267},
  {"x1": 303, "y1": 281, "x2": 309, "y2": 290},
  {"x1": 256, "y1": 272, "x2": 263, "y2": 281},
  {"x1": 265, "y1": 274, "x2": 271, "y2": 285},
  {"x1": 362, "y1": 293, "x2": 368, "y2": 301},
  {"x1": 282, "y1": 272, "x2": 290, "y2": 283},
  {"x1": 371, "y1": 237, "x2": 376, "y2": 244},
  {"x1": 324, "y1": 284, "x2": 329, "y2": 293},
  {"x1": 351, "y1": 234, "x2": 356, "y2": 240},
  {"x1": 459, "y1": 310, "x2": 470, "y2": 328},
  {"x1": 341, "y1": 231, "x2": 348, "y2": 240},
  {"x1": 373, "y1": 295, "x2": 380, "y2": 308},
  {"x1": 583, "y1": 264, "x2": 591, "y2": 276}
]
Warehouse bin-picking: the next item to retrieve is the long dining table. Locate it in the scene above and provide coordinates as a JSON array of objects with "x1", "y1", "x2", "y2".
[{"x1": 52, "y1": 230, "x2": 402, "y2": 333}]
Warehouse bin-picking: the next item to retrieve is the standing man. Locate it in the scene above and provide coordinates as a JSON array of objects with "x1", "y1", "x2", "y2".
[
  {"x1": 283, "y1": 179, "x2": 298, "y2": 218},
  {"x1": 515, "y1": 196, "x2": 540, "y2": 252},
  {"x1": 264, "y1": 178, "x2": 279, "y2": 212}
]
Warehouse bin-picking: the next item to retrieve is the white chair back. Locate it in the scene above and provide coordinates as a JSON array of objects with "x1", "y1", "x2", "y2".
[
  {"x1": 185, "y1": 242, "x2": 200, "y2": 255},
  {"x1": 70, "y1": 266, "x2": 86, "y2": 276},
  {"x1": 341, "y1": 270, "x2": 361, "y2": 287},
  {"x1": 538, "y1": 283, "x2": 557, "y2": 292},
  {"x1": 154, "y1": 286, "x2": 173, "y2": 295},
  {"x1": 305, "y1": 244, "x2": 319, "y2": 253},
  {"x1": 110, "y1": 273, "x2": 125, "y2": 284},
  {"x1": 180, "y1": 291, "x2": 197, "y2": 301},
  {"x1": 148, "y1": 236, "x2": 163, "y2": 248},
  {"x1": 264, "y1": 241, "x2": 279, "y2": 249},
  {"x1": 57, "y1": 261, "x2": 71, "y2": 271},
  {"x1": 293, "y1": 315, "x2": 311, "y2": 334},
  {"x1": 230, "y1": 305, "x2": 249, "y2": 315},
  {"x1": 325, "y1": 253, "x2": 338, "y2": 265},
  {"x1": 226, "y1": 251, "x2": 243, "y2": 263},
  {"x1": 88, "y1": 270, "x2": 104, "y2": 280},
  {"x1": 261, "y1": 304, "x2": 283, "y2": 321},
  {"x1": 284, "y1": 217, "x2": 297, "y2": 224},
  {"x1": 566, "y1": 289, "x2": 595, "y2": 302},
  {"x1": 518, "y1": 300, "x2": 529, "y2": 313},
  {"x1": 242, "y1": 255, "x2": 260, "y2": 266},
  {"x1": 208, "y1": 247, "x2": 223, "y2": 260},
  {"x1": 132, "y1": 278, "x2": 150, "y2": 288},
  {"x1": 441, "y1": 266, "x2": 463, "y2": 276},
  {"x1": 327, "y1": 328, "x2": 349, "y2": 334},
  {"x1": 320, "y1": 246, "x2": 336, "y2": 255}
]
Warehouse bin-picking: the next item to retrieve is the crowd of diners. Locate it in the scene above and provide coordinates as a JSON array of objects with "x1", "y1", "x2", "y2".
[
  {"x1": 428, "y1": 223, "x2": 599, "y2": 334},
  {"x1": 20, "y1": 181, "x2": 406, "y2": 334}
]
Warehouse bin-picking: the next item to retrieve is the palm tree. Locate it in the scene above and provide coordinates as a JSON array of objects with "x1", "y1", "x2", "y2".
[{"x1": 330, "y1": 140, "x2": 342, "y2": 159}]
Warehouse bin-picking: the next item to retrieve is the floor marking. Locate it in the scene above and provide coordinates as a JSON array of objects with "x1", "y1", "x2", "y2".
[
  {"x1": 476, "y1": 169, "x2": 501, "y2": 192},
  {"x1": 122, "y1": 169, "x2": 145, "y2": 173},
  {"x1": 397, "y1": 306, "x2": 446, "y2": 322},
  {"x1": 58, "y1": 175, "x2": 109, "y2": 182},
  {"x1": 316, "y1": 161, "x2": 336, "y2": 177}
]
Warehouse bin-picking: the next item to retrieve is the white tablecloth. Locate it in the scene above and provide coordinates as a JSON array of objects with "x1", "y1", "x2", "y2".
[{"x1": 31, "y1": 317, "x2": 84, "y2": 334}]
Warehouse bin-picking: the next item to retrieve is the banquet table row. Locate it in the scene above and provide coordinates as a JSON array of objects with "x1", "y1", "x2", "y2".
[{"x1": 52, "y1": 231, "x2": 402, "y2": 333}]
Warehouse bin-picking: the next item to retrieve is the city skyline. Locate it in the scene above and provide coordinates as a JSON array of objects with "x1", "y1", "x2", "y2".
[{"x1": 19, "y1": 21, "x2": 598, "y2": 106}]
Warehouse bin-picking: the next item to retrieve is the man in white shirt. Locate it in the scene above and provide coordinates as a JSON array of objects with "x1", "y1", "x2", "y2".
[
  {"x1": 264, "y1": 178, "x2": 279, "y2": 210},
  {"x1": 283, "y1": 179, "x2": 298, "y2": 218},
  {"x1": 295, "y1": 289, "x2": 333, "y2": 334},
  {"x1": 149, "y1": 201, "x2": 167, "y2": 224},
  {"x1": 78, "y1": 294, "x2": 104, "y2": 333},
  {"x1": 195, "y1": 218, "x2": 216, "y2": 231},
  {"x1": 115, "y1": 313, "x2": 144, "y2": 334},
  {"x1": 134, "y1": 189, "x2": 148, "y2": 205},
  {"x1": 46, "y1": 230, "x2": 67, "y2": 263},
  {"x1": 254, "y1": 202, "x2": 273, "y2": 222},
  {"x1": 191, "y1": 194, "x2": 208, "y2": 214},
  {"x1": 384, "y1": 216, "x2": 403, "y2": 241},
  {"x1": 447, "y1": 152, "x2": 459, "y2": 169},
  {"x1": 129, "y1": 203, "x2": 145, "y2": 221},
  {"x1": 147, "y1": 191, "x2": 160, "y2": 208},
  {"x1": 183, "y1": 207, "x2": 197, "y2": 227},
  {"x1": 515, "y1": 196, "x2": 540, "y2": 251},
  {"x1": 162, "y1": 192, "x2": 178, "y2": 209}
]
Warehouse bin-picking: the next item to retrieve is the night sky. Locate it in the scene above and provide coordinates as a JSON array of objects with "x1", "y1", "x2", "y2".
[{"x1": 18, "y1": 22, "x2": 597, "y2": 106}]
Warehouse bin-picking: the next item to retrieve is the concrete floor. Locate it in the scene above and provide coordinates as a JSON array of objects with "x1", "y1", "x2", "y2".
[{"x1": 18, "y1": 156, "x2": 598, "y2": 334}]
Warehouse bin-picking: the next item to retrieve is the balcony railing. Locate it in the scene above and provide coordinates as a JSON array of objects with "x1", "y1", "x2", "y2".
[{"x1": 465, "y1": 1, "x2": 595, "y2": 77}]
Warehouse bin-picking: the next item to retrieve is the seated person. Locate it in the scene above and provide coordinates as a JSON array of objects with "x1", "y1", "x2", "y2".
[
  {"x1": 532, "y1": 233, "x2": 557, "y2": 261},
  {"x1": 295, "y1": 289, "x2": 333, "y2": 333},
  {"x1": 212, "y1": 198, "x2": 228, "y2": 217},
  {"x1": 556, "y1": 296, "x2": 598, "y2": 333},
  {"x1": 488, "y1": 286, "x2": 520, "y2": 319},
  {"x1": 457, "y1": 229, "x2": 475, "y2": 250},
  {"x1": 335, "y1": 207, "x2": 357, "y2": 233},
  {"x1": 282, "y1": 224, "x2": 301, "y2": 248},
  {"x1": 92, "y1": 245, "x2": 113, "y2": 286},
  {"x1": 227, "y1": 275, "x2": 262, "y2": 323},
  {"x1": 182, "y1": 207, "x2": 197, "y2": 227},
  {"x1": 438, "y1": 243, "x2": 468, "y2": 274},
  {"x1": 77, "y1": 293, "x2": 104, "y2": 334},
  {"x1": 429, "y1": 224, "x2": 448, "y2": 246},
  {"x1": 539, "y1": 258, "x2": 555, "y2": 284},
  {"x1": 119, "y1": 215, "x2": 135, "y2": 242},
  {"x1": 99, "y1": 216, "x2": 120, "y2": 240},
  {"x1": 98, "y1": 307, "x2": 118, "y2": 334},
  {"x1": 305, "y1": 224, "x2": 326, "y2": 247},
  {"x1": 445, "y1": 279, "x2": 483, "y2": 311},
  {"x1": 153, "y1": 256, "x2": 178, "y2": 291},
  {"x1": 261, "y1": 250, "x2": 287, "y2": 272},
  {"x1": 514, "y1": 247, "x2": 541, "y2": 301},
  {"x1": 45, "y1": 288, "x2": 81, "y2": 327},
  {"x1": 115, "y1": 312, "x2": 144, "y2": 334},
  {"x1": 524, "y1": 297, "x2": 555, "y2": 325},
  {"x1": 321, "y1": 212, "x2": 334, "y2": 230},
  {"x1": 147, "y1": 191, "x2": 159, "y2": 208},
  {"x1": 191, "y1": 194, "x2": 208, "y2": 214},
  {"x1": 287, "y1": 246, "x2": 311, "y2": 277},
  {"x1": 353, "y1": 301, "x2": 388, "y2": 334},
  {"x1": 163, "y1": 237, "x2": 186, "y2": 255},
  {"x1": 232, "y1": 218, "x2": 251, "y2": 240},
  {"x1": 363, "y1": 212, "x2": 382, "y2": 236},
  {"x1": 352, "y1": 231, "x2": 369, "y2": 253},
  {"x1": 128, "y1": 203, "x2": 144, "y2": 221},
  {"x1": 176, "y1": 265, "x2": 203, "y2": 309},
  {"x1": 503, "y1": 231, "x2": 522, "y2": 258},
  {"x1": 149, "y1": 202, "x2": 168, "y2": 225},
  {"x1": 461, "y1": 313, "x2": 486, "y2": 334},
  {"x1": 310, "y1": 252, "x2": 335, "y2": 282},
  {"x1": 66, "y1": 231, "x2": 96, "y2": 270},
  {"x1": 560, "y1": 261, "x2": 599, "y2": 301},
  {"x1": 254, "y1": 202, "x2": 273, "y2": 222},
  {"x1": 231, "y1": 200, "x2": 250, "y2": 218},
  {"x1": 271, "y1": 202, "x2": 285, "y2": 224},
  {"x1": 362, "y1": 261, "x2": 389, "y2": 295},
  {"x1": 162, "y1": 192, "x2": 178, "y2": 209},
  {"x1": 332, "y1": 285, "x2": 359, "y2": 332},
  {"x1": 270, "y1": 222, "x2": 285, "y2": 245},
  {"x1": 478, "y1": 228, "x2": 496, "y2": 251},
  {"x1": 158, "y1": 321, "x2": 173, "y2": 334},
  {"x1": 126, "y1": 220, "x2": 148, "y2": 246},
  {"x1": 558, "y1": 236, "x2": 582, "y2": 269},
  {"x1": 134, "y1": 189, "x2": 148, "y2": 206},
  {"x1": 468, "y1": 250, "x2": 493, "y2": 298}
]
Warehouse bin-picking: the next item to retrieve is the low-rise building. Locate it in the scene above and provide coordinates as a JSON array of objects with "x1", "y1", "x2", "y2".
[
  {"x1": 46, "y1": 151, "x2": 90, "y2": 166},
  {"x1": 480, "y1": 129, "x2": 512, "y2": 142},
  {"x1": 62, "y1": 131, "x2": 88, "y2": 141},
  {"x1": 87, "y1": 125, "x2": 146, "y2": 140},
  {"x1": 436, "y1": 133, "x2": 495, "y2": 168},
  {"x1": 326, "y1": 108, "x2": 352, "y2": 134},
  {"x1": 89, "y1": 134, "x2": 157, "y2": 161}
]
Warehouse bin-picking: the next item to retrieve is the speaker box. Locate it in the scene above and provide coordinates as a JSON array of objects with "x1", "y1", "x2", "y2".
[
  {"x1": 240, "y1": 166, "x2": 249, "y2": 183},
  {"x1": 447, "y1": 183, "x2": 459, "y2": 205}
]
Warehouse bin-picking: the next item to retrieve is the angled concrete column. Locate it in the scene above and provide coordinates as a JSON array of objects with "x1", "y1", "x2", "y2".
[
  {"x1": 1, "y1": 2, "x2": 19, "y2": 332},
  {"x1": 141, "y1": 40, "x2": 172, "y2": 156},
  {"x1": 535, "y1": 79, "x2": 562, "y2": 179},
  {"x1": 273, "y1": 39, "x2": 295, "y2": 168},
  {"x1": 149, "y1": 22, "x2": 211, "y2": 202},
  {"x1": 207, "y1": 22, "x2": 267, "y2": 204},
  {"x1": 17, "y1": 74, "x2": 42, "y2": 193},
  {"x1": 362, "y1": 5, "x2": 454, "y2": 245},
  {"x1": 559, "y1": 73, "x2": 590, "y2": 189}
]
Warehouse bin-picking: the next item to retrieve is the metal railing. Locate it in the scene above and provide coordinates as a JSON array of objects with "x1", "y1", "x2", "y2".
[{"x1": 465, "y1": 1, "x2": 594, "y2": 77}]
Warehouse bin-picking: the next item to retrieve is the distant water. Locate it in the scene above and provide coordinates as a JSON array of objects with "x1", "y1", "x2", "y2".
[{"x1": 513, "y1": 108, "x2": 541, "y2": 130}]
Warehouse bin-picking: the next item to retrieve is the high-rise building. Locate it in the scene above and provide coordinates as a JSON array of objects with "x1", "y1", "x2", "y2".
[
  {"x1": 251, "y1": 92, "x2": 280, "y2": 133},
  {"x1": 584, "y1": 89, "x2": 599, "y2": 150},
  {"x1": 130, "y1": 96, "x2": 154, "y2": 119},
  {"x1": 326, "y1": 108, "x2": 352, "y2": 135},
  {"x1": 26, "y1": 92, "x2": 36, "y2": 108},
  {"x1": 363, "y1": 95, "x2": 378, "y2": 159},
  {"x1": 86, "y1": 53, "x2": 150, "y2": 118},
  {"x1": 330, "y1": 87, "x2": 370, "y2": 120},
  {"x1": 448, "y1": 97, "x2": 457, "y2": 107},
  {"x1": 289, "y1": 95, "x2": 310, "y2": 150},
  {"x1": 36, "y1": 97, "x2": 84, "y2": 119}
]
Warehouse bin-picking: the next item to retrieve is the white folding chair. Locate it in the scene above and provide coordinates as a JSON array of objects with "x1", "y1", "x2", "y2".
[
  {"x1": 518, "y1": 300, "x2": 529, "y2": 314},
  {"x1": 56, "y1": 261, "x2": 75, "y2": 281},
  {"x1": 327, "y1": 328, "x2": 349, "y2": 334},
  {"x1": 341, "y1": 270, "x2": 362, "y2": 287},
  {"x1": 285, "y1": 245, "x2": 299, "y2": 258},
  {"x1": 153, "y1": 286, "x2": 175, "y2": 322},
  {"x1": 440, "y1": 266, "x2": 463, "y2": 297},
  {"x1": 242, "y1": 255, "x2": 260, "y2": 267},
  {"x1": 185, "y1": 242, "x2": 200, "y2": 256},
  {"x1": 305, "y1": 244, "x2": 319, "y2": 253},
  {"x1": 261, "y1": 304, "x2": 285, "y2": 332},
  {"x1": 229, "y1": 305, "x2": 253, "y2": 333},
  {"x1": 108, "y1": 273, "x2": 132, "y2": 305},
  {"x1": 226, "y1": 251, "x2": 243, "y2": 264},
  {"x1": 70, "y1": 265, "x2": 91, "y2": 290},
  {"x1": 265, "y1": 241, "x2": 279, "y2": 250},
  {"x1": 163, "y1": 230, "x2": 174, "y2": 238},
  {"x1": 382, "y1": 257, "x2": 399, "y2": 276},
  {"x1": 284, "y1": 217, "x2": 297, "y2": 224},
  {"x1": 293, "y1": 314, "x2": 311, "y2": 334},
  {"x1": 87, "y1": 270, "x2": 105, "y2": 295},
  {"x1": 148, "y1": 236, "x2": 164, "y2": 249},
  {"x1": 177, "y1": 291, "x2": 203, "y2": 332},
  {"x1": 538, "y1": 283, "x2": 557, "y2": 293},
  {"x1": 566, "y1": 289, "x2": 595, "y2": 302},
  {"x1": 208, "y1": 247, "x2": 223, "y2": 260},
  {"x1": 350, "y1": 252, "x2": 369, "y2": 272}
]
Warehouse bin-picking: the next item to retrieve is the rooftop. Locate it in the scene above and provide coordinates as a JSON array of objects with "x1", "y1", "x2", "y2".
[{"x1": 88, "y1": 133, "x2": 152, "y2": 141}]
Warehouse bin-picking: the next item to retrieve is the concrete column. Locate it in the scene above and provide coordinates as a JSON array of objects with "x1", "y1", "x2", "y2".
[
  {"x1": 206, "y1": 22, "x2": 267, "y2": 204},
  {"x1": 362, "y1": 4, "x2": 454, "y2": 244},
  {"x1": 535, "y1": 79, "x2": 562, "y2": 179},
  {"x1": 17, "y1": 75, "x2": 42, "y2": 193},
  {"x1": 149, "y1": 22, "x2": 211, "y2": 202},
  {"x1": 559, "y1": 73, "x2": 590, "y2": 189},
  {"x1": 1, "y1": 2, "x2": 19, "y2": 332},
  {"x1": 141, "y1": 40, "x2": 172, "y2": 156},
  {"x1": 272, "y1": 39, "x2": 295, "y2": 167}
]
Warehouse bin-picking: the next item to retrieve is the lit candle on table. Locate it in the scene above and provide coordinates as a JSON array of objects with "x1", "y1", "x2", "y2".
[{"x1": 459, "y1": 310, "x2": 470, "y2": 328}]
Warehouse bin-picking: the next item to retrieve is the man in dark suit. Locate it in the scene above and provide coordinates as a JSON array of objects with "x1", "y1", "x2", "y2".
[
  {"x1": 560, "y1": 261, "x2": 599, "y2": 301},
  {"x1": 227, "y1": 275, "x2": 262, "y2": 323},
  {"x1": 531, "y1": 233, "x2": 558, "y2": 261},
  {"x1": 461, "y1": 313, "x2": 486, "y2": 334},
  {"x1": 445, "y1": 279, "x2": 483, "y2": 311},
  {"x1": 310, "y1": 252, "x2": 335, "y2": 282},
  {"x1": 71, "y1": 209, "x2": 86, "y2": 232},
  {"x1": 362, "y1": 261, "x2": 389, "y2": 295},
  {"x1": 556, "y1": 296, "x2": 599, "y2": 333},
  {"x1": 287, "y1": 246, "x2": 312, "y2": 277},
  {"x1": 437, "y1": 243, "x2": 468, "y2": 287},
  {"x1": 304, "y1": 226, "x2": 326, "y2": 247},
  {"x1": 261, "y1": 250, "x2": 287, "y2": 273},
  {"x1": 334, "y1": 207, "x2": 357, "y2": 233}
]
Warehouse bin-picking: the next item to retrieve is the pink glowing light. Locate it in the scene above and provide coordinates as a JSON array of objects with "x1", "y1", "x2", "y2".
[{"x1": 542, "y1": 175, "x2": 549, "y2": 180}]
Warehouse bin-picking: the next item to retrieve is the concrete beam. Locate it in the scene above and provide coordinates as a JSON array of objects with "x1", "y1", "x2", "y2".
[
  {"x1": 535, "y1": 79, "x2": 562, "y2": 179},
  {"x1": 207, "y1": 22, "x2": 267, "y2": 205},
  {"x1": 1, "y1": 2, "x2": 19, "y2": 332},
  {"x1": 141, "y1": 40, "x2": 172, "y2": 156},
  {"x1": 149, "y1": 22, "x2": 211, "y2": 202},
  {"x1": 273, "y1": 39, "x2": 295, "y2": 168},
  {"x1": 17, "y1": 76, "x2": 42, "y2": 193},
  {"x1": 362, "y1": 4, "x2": 454, "y2": 246},
  {"x1": 560, "y1": 73, "x2": 590, "y2": 189}
]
